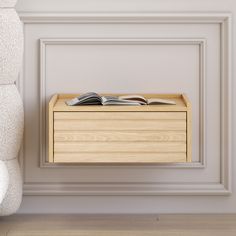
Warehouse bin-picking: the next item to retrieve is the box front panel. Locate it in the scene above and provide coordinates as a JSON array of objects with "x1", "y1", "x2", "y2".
[{"x1": 53, "y1": 112, "x2": 187, "y2": 163}]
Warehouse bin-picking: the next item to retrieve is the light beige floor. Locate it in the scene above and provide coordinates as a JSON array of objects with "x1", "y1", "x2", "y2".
[{"x1": 0, "y1": 214, "x2": 236, "y2": 236}]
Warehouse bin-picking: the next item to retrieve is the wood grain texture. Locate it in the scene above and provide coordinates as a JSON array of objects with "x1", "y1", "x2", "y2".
[
  {"x1": 54, "y1": 142, "x2": 186, "y2": 153},
  {"x1": 48, "y1": 94, "x2": 58, "y2": 162},
  {"x1": 54, "y1": 112, "x2": 187, "y2": 120},
  {"x1": 54, "y1": 120, "x2": 187, "y2": 131},
  {"x1": 187, "y1": 100, "x2": 192, "y2": 162},
  {"x1": 181, "y1": 94, "x2": 192, "y2": 162},
  {"x1": 54, "y1": 153, "x2": 186, "y2": 163},
  {"x1": 54, "y1": 131, "x2": 187, "y2": 142}
]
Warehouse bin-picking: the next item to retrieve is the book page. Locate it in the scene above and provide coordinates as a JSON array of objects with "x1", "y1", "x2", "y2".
[
  {"x1": 66, "y1": 92, "x2": 102, "y2": 105},
  {"x1": 118, "y1": 95, "x2": 147, "y2": 104},
  {"x1": 147, "y1": 98, "x2": 176, "y2": 105}
]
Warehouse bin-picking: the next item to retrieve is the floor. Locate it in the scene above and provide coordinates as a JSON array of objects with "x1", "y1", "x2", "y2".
[{"x1": 0, "y1": 214, "x2": 236, "y2": 236}]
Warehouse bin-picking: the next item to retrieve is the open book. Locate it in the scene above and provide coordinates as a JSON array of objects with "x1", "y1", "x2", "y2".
[
  {"x1": 118, "y1": 95, "x2": 176, "y2": 105},
  {"x1": 66, "y1": 92, "x2": 141, "y2": 106},
  {"x1": 66, "y1": 92, "x2": 176, "y2": 106}
]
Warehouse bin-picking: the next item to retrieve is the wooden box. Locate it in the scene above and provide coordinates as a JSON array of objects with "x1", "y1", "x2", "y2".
[{"x1": 48, "y1": 94, "x2": 191, "y2": 164}]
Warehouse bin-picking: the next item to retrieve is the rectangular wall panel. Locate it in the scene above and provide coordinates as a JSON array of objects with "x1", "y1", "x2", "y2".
[{"x1": 20, "y1": 13, "x2": 231, "y2": 197}]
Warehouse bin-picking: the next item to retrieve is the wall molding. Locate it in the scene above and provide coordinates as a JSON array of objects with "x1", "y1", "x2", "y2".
[
  {"x1": 19, "y1": 12, "x2": 231, "y2": 24},
  {"x1": 39, "y1": 37, "x2": 206, "y2": 169},
  {"x1": 23, "y1": 182, "x2": 228, "y2": 196},
  {"x1": 19, "y1": 12, "x2": 232, "y2": 196}
]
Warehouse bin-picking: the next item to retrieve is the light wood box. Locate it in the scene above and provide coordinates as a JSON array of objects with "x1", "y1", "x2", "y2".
[{"x1": 48, "y1": 94, "x2": 192, "y2": 164}]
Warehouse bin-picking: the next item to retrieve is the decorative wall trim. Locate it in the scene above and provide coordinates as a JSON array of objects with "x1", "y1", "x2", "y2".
[
  {"x1": 19, "y1": 12, "x2": 232, "y2": 196},
  {"x1": 39, "y1": 38, "x2": 206, "y2": 169},
  {"x1": 19, "y1": 12, "x2": 231, "y2": 24},
  {"x1": 23, "y1": 182, "x2": 229, "y2": 196},
  {"x1": 219, "y1": 15, "x2": 232, "y2": 193}
]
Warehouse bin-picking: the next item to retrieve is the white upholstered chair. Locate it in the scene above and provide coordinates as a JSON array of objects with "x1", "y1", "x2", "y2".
[
  {"x1": 0, "y1": 0, "x2": 24, "y2": 215},
  {"x1": 0, "y1": 161, "x2": 8, "y2": 204}
]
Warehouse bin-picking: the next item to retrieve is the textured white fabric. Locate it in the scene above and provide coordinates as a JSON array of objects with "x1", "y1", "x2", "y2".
[
  {"x1": 0, "y1": 160, "x2": 8, "y2": 204},
  {"x1": 0, "y1": 159, "x2": 22, "y2": 216},
  {"x1": 0, "y1": 0, "x2": 17, "y2": 7},
  {"x1": 0, "y1": 9, "x2": 23, "y2": 84},
  {"x1": 0, "y1": 0, "x2": 23, "y2": 216},
  {"x1": 0, "y1": 85, "x2": 24, "y2": 161}
]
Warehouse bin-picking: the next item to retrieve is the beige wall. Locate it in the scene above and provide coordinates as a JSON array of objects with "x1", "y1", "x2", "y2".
[{"x1": 16, "y1": 0, "x2": 235, "y2": 213}]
